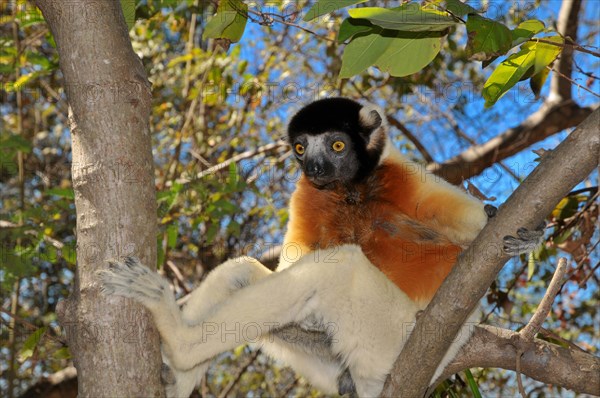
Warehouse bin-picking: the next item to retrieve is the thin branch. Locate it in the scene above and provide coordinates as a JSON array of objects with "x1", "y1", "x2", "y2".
[
  {"x1": 179, "y1": 140, "x2": 288, "y2": 183},
  {"x1": 520, "y1": 258, "x2": 568, "y2": 340},
  {"x1": 534, "y1": 38, "x2": 600, "y2": 58},
  {"x1": 386, "y1": 115, "x2": 435, "y2": 163},
  {"x1": 244, "y1": 8, "x2": 336, "y2": 42},
  {"x1": 550, "y1": 65, "x2": 600, "y2": 98},
  {"x1": 217, "y1": 349, "x2": 260, "y2": 398}
]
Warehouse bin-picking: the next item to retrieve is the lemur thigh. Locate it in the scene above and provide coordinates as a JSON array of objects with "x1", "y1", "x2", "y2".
[{"x1": 180, "y1": 257, "x2": 273, "y2": 323}]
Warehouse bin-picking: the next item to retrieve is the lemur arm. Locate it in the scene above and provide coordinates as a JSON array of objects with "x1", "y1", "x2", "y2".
[{"x1": 411, "y1": 174, "x2": 489, "y2": 247}]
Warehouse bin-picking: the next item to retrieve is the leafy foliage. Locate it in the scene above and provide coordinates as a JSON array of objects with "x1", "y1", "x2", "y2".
[{"x1": 1, "y1": 0, "x2": 598, "y2": 397}]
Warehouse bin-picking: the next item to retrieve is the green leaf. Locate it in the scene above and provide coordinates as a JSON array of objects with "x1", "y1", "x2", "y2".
[
  {"x1": 120, "y1": 0, "x2": 136, "y2": 30},
  {"x1": 340, "y1": 26, "x2": 389, "y2": 78},
  {"x1": 202, "y1": 0, "x2": 248, "y2": 43},
  {"x1": 482, "y1": 46, "x2": 536, "y2": 107},
  {"x1": 53, "y1": 347, "x2": 71, "y2": 360},
  {"x1": 46, "y1": 188, "x2": 74, "y2": 200},
  {"x1": 511, "y1": 19, "x2": 545, "y2": 46},
  {"x1": 1, "y1": 134, "x2": 32, "y2": 153},
  {"x1": 523, "y1": 35, "x2": 563, "y2": 75},
  {"x1": 529, "y1": 67, "x2": 550, "y2": 98},
  {"x1": 466, "y1": 14, "x2": 512, "y2": 61},
  {"x1": 338, "y1": 18, "x2": 373, "y2": 43},
  {"x1": 19, "y1": 327, "x2": 47, "y2": 361},
  {"x1": 167, "y1": 224, "x2": 178, "y2": 249},
  {"x1": 464, "y1": 369, "x2": 482, "y2": 398},
  {"x1": 340, "y1": 28, "x2": 443, "y2": 78},
  {"x1": 303, "y1": 0, "x2": 367, "y2": 22},
  {"x1": 348, "y1": 6, "x2": 457, "y2": 32},
  {"x1": 445, "y1": 0, "x2": 480, "y2": 17},
  {"x1": 374, "y1": 32, "x2": 444, "y2": 77}
]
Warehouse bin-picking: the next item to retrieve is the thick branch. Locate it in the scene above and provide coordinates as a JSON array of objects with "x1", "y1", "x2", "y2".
[
  {"x1": 435, "y1": 325, "x2": 600, "y2": 395},
  {"x1": 426, "y1": 101, "x2": 595, "y2": 184},
  {"x1": 381, "y1": 108, "x2": 600, "y2": 397},
  {"x1": 550, "y1": 0, "x2": 582, "y2": 101}
]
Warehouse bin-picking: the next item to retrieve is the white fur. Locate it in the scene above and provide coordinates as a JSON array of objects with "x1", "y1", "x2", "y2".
[{"x1": 100, "y1": 245, "x2": 477, "y2": 397}]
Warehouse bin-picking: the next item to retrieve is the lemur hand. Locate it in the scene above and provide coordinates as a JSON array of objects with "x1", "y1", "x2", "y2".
[{"x1": 503, "y1": 222, "x2": 546, "y2": 256}]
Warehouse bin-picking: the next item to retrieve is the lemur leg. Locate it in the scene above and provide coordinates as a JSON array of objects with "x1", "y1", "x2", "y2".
[
  {"x1": 100, "y1": 257, "x2": 273, "y2": 398},
  {"x1": 100, "y1": 253, "x2": 341, "y2": 370},
  {"x1": 503, "y1": 222, "x2": 546, "y2": 256}
]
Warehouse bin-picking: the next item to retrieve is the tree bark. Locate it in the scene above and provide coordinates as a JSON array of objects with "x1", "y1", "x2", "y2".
[
  {"x1": 381, "y1": 108, "x2": 600, "y2": 397},
  {"x1": 32, "y1": 1, "x2": 164, "y2": 396},
  {"x1": 435, "y1": 325, "x2": 600, "y2": 396}
]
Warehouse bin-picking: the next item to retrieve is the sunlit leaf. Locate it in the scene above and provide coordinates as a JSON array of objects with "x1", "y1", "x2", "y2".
[
  {"x1": 530, "y1": 67, "x2": 550, "y2": 98},
  {"x1": 303, "y1": 0, "x2": 367, "y2": 22},
  {"x1": 511, "y1": 19, "x2": 545, "y2": 46},
  {"x1": 523, "y1": 35, "x2": 563, "y2": 75},
  {"x1": 348, "y1": 6, "x2": 457, "y2": 32},
  {"x1": 482, "y1": 46, "x2": 535, "y2": 107}
]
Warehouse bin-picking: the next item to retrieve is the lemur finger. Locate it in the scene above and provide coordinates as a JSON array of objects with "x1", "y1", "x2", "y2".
[
  {"x1": 100, "y1": 258, "x2": 167, "y2": 302},
  {"x1": 484, "y1": 204, "x2": 498, "y2": 218},
  {"x1": 503, "y1": 223, "x2": 546, "y2": 256}
]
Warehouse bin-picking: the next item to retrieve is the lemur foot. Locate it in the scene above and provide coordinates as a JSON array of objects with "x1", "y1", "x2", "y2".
[
  {"x1": 337, "y1": 367, "x2": 357, "y2": 396},
  {"x1": 503, "y1": 222, "x2": 546, "y2": 256},
  {"x1": 484, "y1": 204, "x2": 498, "y2": 218},
  {"x1": 161, "y1": 363, "x2": 176, "y2": 386},
  {"x1": 99, "y1": 256, "x2": 169, "y2": 305}
]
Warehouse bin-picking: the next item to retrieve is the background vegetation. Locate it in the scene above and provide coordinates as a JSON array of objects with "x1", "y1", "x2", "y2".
[{"x1": 1, "y1": 0, "x2": 598, "y2": 396}]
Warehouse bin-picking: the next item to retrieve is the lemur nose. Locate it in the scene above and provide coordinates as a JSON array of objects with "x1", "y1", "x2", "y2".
[{"x1": 305, "y1": 161, "x2": 325, "y2": 177}]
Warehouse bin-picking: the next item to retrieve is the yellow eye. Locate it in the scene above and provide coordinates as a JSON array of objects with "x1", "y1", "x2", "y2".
[
  {"x1": 295, "y1": 143, "x2": 305, "y2": 155},
  {"x1": 332, "y1": 141, "x2": 345, "y2": 152}
]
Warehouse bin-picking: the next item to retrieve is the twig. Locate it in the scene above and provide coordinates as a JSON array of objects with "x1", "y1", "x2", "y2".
[
  {"x1": 246, "y1": 8, "x2": 335, "y2": 42},
  {"x1": 180, "y1": 140, "x2": 288, "y2": 183},
  {"x1": 532, "y1": 38, "x2": 600, "y2": 58},
  {"x1": 549, "y1": 65, "x2": 600, "y2": 98},
  {"x1": 0, "y1": 308, "x2": 65, "y2": 345},
  {"x1": 166, "y1": 260, "x2": 190, "y2": 294},
  {"x1": 520, "y1": 258, "x2": 568, "y2": 341},
  {"x1": 217, "y1": 348, "x2": 260, "y2": 398},
  {"x1": 515, "y1": 349, "x2": 527, "y2": 398},
  {"x1": 386, "y1": 115, "x2": 435, "y2": 163}
]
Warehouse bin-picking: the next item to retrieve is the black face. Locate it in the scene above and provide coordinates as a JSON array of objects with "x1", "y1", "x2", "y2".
[
  {"x1": 287, "y1": 97, "x2": 385, "y2": 188},
  {"x1": 292, "y1": 132, "x2": 359, "y2": 188}
]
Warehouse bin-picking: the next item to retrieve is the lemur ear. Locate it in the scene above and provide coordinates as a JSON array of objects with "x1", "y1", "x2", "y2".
[{"x1": 359, "y1": 104, "x2": 386, "y2": 131}]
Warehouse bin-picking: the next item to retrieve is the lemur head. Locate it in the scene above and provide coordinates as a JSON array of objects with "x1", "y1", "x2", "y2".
[{"x1": 287, "y1": 98, "x2": 389, "y2": 189}]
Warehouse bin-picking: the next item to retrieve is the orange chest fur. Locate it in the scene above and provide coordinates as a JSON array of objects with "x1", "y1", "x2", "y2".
[{"x1": 287, "y1": 162, "x2": 461, "y2": 303}]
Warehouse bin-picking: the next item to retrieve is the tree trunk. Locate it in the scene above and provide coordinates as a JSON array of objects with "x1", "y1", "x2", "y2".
[{"x1": 32, "y1": 1, "x2": 164, "y2": 396}]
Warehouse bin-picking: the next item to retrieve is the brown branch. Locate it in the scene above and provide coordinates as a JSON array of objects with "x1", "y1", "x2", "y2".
[
  {"x1": 381, "y1": 108, "x2": 600, "y2": 397},
  {"x1": 217, "y1": 349, "x2": 260, "y2": 398},
  {"x1": 386, "y1": 115, "x2": 435, "y2": 163},
  {"x1": 180, "y1": 140, "x2": 288, "y2": 183},
  {"x1": 433, "y1": 325, "x2": 600, "y2": 396},
  {"x1": 426, "y1": 100, "x2": 596, "y2": 184},
  {"x1": 520, "y1": 258, "x2": 568, "y2": 341}
]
